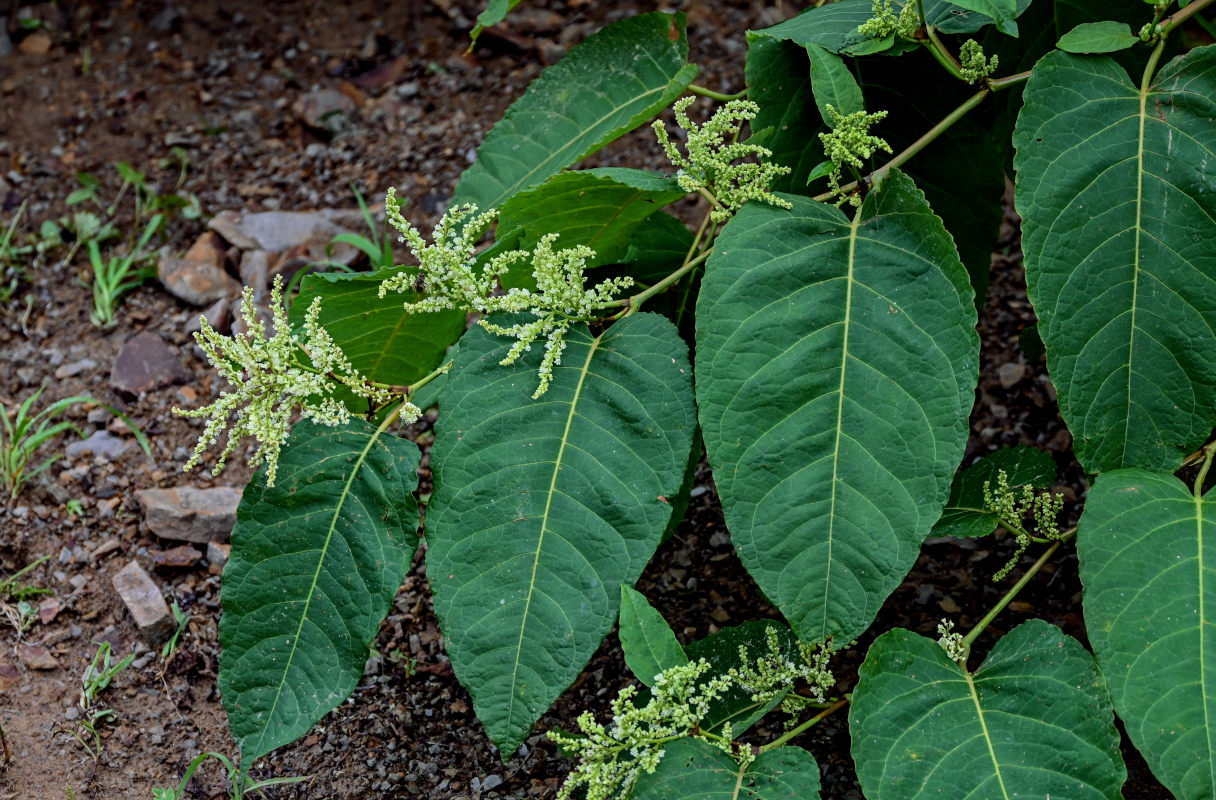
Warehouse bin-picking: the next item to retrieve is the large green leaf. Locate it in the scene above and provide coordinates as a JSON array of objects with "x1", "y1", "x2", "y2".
[
  {"x1": 219, "y1": 418, "x2": 420, "y2": 762},
  {"x1": 1078, "y1": 469, "x2": 1216, "y2": 798},
  {"x1": 806, "y1": 43, "x2": 865, "y2": 123},
  {"x1": 619, "y1": 585, "x2": 687, "y2": 686},
  {"x1": 1057, "y1": 21, "x2": 1140, "y2": 54},
  {"x1": 850, "y1": 620, "x2": 1126, "y2": 799},
  {"x1": 744, "y1": 35, "x2": 824, "y2": 193},
  {"x1": 497, "y1": 169, "x2": 685, "y2": 268},
  {"x1": 452, "y1": 12, "x2": 697, "y2": 212},
  {"x1": 930, "y1": 445, "x2": 1057, "y2": 539},
  {"x1": 631, "y1": 738, "x2": 821, "y2": 800},
  {"x1": 292, "y1": 269, "x2": 466, "y2": 386},
  {"x1": 426, "y1": 313, "x2": 696, "y2": 757},
  {"x1": 1013, "y1": 47, "x2": 1216, "y2": 474},
  {"x1": 939, "y1": 0, "x2": 1019, "y2": 35},
  {"x1": 696, "y1": 171, "x2": 978, "y2": 645}
]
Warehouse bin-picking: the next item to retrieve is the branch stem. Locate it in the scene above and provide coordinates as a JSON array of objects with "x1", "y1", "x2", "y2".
[
  {"x1": 760, "y1": 697, "x2": 849, "y2": 751},
  {"x1": 688, "y1": 84, "x2": 748, "y2": 102},
  {"x1": 1162, "y1": 0, "x2": 1216, "y2": 36},
  {"x1": 923, "y1": 26, "x2": 964, "y2": 81}
]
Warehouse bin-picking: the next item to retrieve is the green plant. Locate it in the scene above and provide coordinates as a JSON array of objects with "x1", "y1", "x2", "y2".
[
  {"x1": 159, "y1": 602, "x2": 189, "y2": 662},
  {"x1": 86, "y1": 213, "x2": 162, "y2": 326},
  {"x1": 172, "y1": 1, "x2": 1216, "y2": 796},
  {"x1": 0, "y1": 554, "x2": 52, "y2": 632},
  {"x1": 152, "y1": 751, "x2": 308, "y2": 799},
  {"x1": 0, "y1": 388, "x2": 151, "y2": 502},
  {"x1": 72, "y1": 642, "x2": 135, "y2": 759}
]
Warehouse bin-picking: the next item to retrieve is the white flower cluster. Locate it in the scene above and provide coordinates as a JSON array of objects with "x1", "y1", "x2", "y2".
[
  {"x1": 983, "y1": 469, "x2": 1066, "y2": 580},
  {"x1": 936, "y1": 619, "x2": 967, "y2": 663},
  {"x1": 175, "y1": 276, "x2": 416, "y2": 487},
  {"x1": 550, "y1": 627, "x2": 834, "y2": 800},
  {"x1": 378, "y1": 189, "x2": 633, "y2": 398},
  {"x1": 653, "y1": 96, "x2": 792, "y2": 223},
  {"x1": 817, "y1": 105, "x2": 893, "y2": 207}
]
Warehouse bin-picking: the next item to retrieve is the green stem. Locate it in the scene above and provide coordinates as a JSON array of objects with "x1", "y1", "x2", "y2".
[
  {"x1": 812, "y1": 86, "x2": 989, "y2": 203},
  {"x1": 988, "y1": 69, "x2": 1032, "y2": 92},
  {"x1": 1194, "y1": 441, "x2": 1216, "y2": 499},
  {"x1": 923, "y1": 26, "x2": 965, "y2": 81},
  {"x1": 1161, "y1": 0, "x2": 1216, "y2": 36},
  {"x1": 688, "y1": 83, "x2": 747, "y2": 102},
  {"x1": 623, "y1": 249, "x2": 712, "y2": 314},
  {"x1": 961, "y1": 529, "x2": 1077, "y2": 651},
  {"x1": 759, "y1": 697, "x2": 849, "y2": 752},
  {"x1": 1141, "y1": 35, "x2": 1169, "y2": 91}
]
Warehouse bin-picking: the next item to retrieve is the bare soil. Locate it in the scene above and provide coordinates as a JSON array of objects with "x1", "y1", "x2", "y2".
[{"x1": 0, "y1": 1, "x2": 1170, "y2": 799}]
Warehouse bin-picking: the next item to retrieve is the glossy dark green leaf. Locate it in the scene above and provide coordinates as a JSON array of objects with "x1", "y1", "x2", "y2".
[
  {"x1": 1013, "y1": 47, "x2": 1216, "y2": 473},
  {"x1": 220, "y1": 419, "x2": 420, "y2": 763},
  {"x1": 292, "y1": 268, "x2": 466, "y2": 386},
  {"x1": 851, "y1": 620, "x2": 1126, "y2": 799},
  {"x1": 497, "y1": 169, "x2": 685, "y2": 268},
  {"x1": 745, "y1": 35, "x2": 824, "y2": 193},
  {"x1": 452, "y1": 12, "x2": 697, "y2": 211},
  {"x1": 619, "y1": 585, "x2": 687, "y2": 686},
  {"x1": 1057, "y1": 21, "x2": 1140, "y2": 53},
  {"x1": 426, "y1": 313, "x2": 696, "y2": 757},
  {"x1": 940, "y1": 0, "x2": 1019, "y2": 35},
  {"x1": 632, "y1": 738, "x2": 821, "y2": 800},
  {"x1": 618, "y1": 211, "x2": 695, "y2": 285},
  {"x1": 1078, "y1": 469, "x2": 1216, "y2": 798},
  {"x1": 697, "y1": 170, "x2": 978, "y2": 645},
  {"x1": 930, "y1": 445, "x2": 1057, "y2": 539}
]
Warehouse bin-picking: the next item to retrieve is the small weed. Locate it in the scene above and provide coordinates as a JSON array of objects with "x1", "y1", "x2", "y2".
[
  {"x1": 160, "y1": 602, "x2": 190, "y2": 662},
  {"x1": 0, "y1": 554, "x2": 51, "y2": 632},
  {"x1": 73, "y1": 642, "x2": 135, "y2": 760},
  {"x1": 64, "y1": 498, "x2": 84, "y2": 518},
  {"x1": 87, "y1": 213, "x2": 162, "y2": 326},
  {"x1": 153, "y1": 751, "x2": 309, "y2": 799},
  {"x1": 0, "y1": 200, "x2": 31, "y2": 302}
]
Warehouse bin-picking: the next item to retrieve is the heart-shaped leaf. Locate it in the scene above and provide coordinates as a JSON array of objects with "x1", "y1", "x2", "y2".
[
  {"x1": 1078, "y1": 469, "x2": 1216, "y2": 798},
  {"x1": 426, "y1": 313, "x2": 696, "y2": 757},
  {"x1": 220, "y1": 418, "x2": 420, "y2": 763},
  {"x1": 1013, "y1": 47, "x2": 1216, "y2": 473},
  {"x1": 696, "y1": 170, "x2": 978, "y2": 645},
  {"x1": 631, "y1": 738, "x2": 821, "y2": 800},
  {"x1": 850, "y1": 620, "x2": 1126, "y2": 799}
]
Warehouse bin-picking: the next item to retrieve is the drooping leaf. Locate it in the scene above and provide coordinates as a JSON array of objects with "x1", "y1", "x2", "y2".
[
  {"x1": 745, "y1": 35, "x2": 825, "y2": 193},
  {"x1": 631, "y1": 738, "x2": 821, "y2": 800},
  {"x1": 806, "y1": 43, "x2": 865, "y2": 124},
  {"x1": 696, "y1": 171, "x2": 978, "y2": 645},
  {"x1": 927, "y1": 0, "x2": 1032, "y2": 34},
  {"x1": 498, "y1": 169, "x2": 685, "y2": 268},
  {"x1": 1078, "y1": 469, "x2": 1216, "y2": 798},
  {"x1": 1013, "y1": 48, "x2": 1216, "y2": 473},
  {"x1": 850, "y1": 620, "x2": 1126, "y2": 799},
  {"x1": 220, "y1": 418, "x2": 420, "y2": 763},
  {"x1": 683, "y1": 621, "x2": 802, "y2": 736},
  {"x1": 469, "y1": 0, "x2": 524, "y2": 46},
  {"x1": 930, "y1": 445, "x2": 1057, "y2": 539},
  {"x1": 292, "y1": 268, "x2": 465, "y2": 386},
  {"x1": 1057, "y1": 21, "x2": 1140, "y2": 53},
  {"x1": 453, "y1": 12, "x2": 697, "y2": 212},
  {"x1": 426, "y1": 313, "x2": 696, "y2": 757},
  {"x1": 619, "y1": 585, "x2": 688, "y2": 686}
]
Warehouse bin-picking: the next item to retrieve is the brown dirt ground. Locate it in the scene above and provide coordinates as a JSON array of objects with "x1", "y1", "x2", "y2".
[{"x1": 0, "y1": 1, "x2": 1173, "y2": 798}]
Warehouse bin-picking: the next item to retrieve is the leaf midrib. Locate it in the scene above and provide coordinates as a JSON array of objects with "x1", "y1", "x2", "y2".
[
  {"x1": 248, "y1": 423, "x2": 389, "y2": 760},
  {"x1": 1196, "y1": 488, "x2": 1215, "y2": 787},
  {"x1": 963, "y1": 668, "x2": 1012, "y2": 800},
  {"x1": 505, "y1": 332, "x2": 602, "y2": 734}
]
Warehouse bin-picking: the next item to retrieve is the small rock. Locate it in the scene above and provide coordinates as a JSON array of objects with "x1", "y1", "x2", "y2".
[
  {"x1": 54, "y1": 358, "x2": 97, "y2": 379},
  {"x1": 158, "y1": 231, "x2": 240, "y2": 306},
  {"x1": 93, "y1": 538, "x2": 121, "y2": 559},
  {"x1": 16, "y1": 643, "x2": 57, "y2": 670},
  {"x1": 997, "y1": 361, "x2": 1026, "y2": 389},
  {"x1": 111, "y1": 331, "x2": 192, "y2": 396},
  {"x1": 208, "y1": 209, "x2": 356, "y2": 256},
  {"x1": 65, "y1": 430, "x2": 129, "y2": 461},
  {"x1": 135, "y1": 486, "x2": 242, "y2": 543},
  {"x1": 17, "y1": 31, "x2": 51, "y2": 56},
  {"x1": 38, "y1": 596, "x2": 61, "y2": 624},
  {"x1": 482, "y1": 774, "x2": 503, "y2": 791},
  {"x1": 239, "y1": 250, "x2": 272, "y2": 295},
  {"x1": 153, "y1": 544, "x2": 202, "y2": 570},
  {"x1": 0, "y1": 663, "x2": 19, "y2": 691},
  {"x1": 293, "y1": 87, "x2": 355, "y2": 131},
  {"x1": 206, "y1": 541, "x2": 230, "y2": 568},
  {"x1": 112, "y1": 561, "x2": 175, "y2": 645},
  {"x1": 184, "y1": 297, "x2": 230, "y2": 337},
  {"x1": 69, "y1": 574, "x2": 88, "y2": 591}
]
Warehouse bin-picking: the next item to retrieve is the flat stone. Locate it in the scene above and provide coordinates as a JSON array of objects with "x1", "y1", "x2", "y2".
[
  {"x1": 294, "y1": 87, "x2": 355, "y2": 131},
  {"x1": 17, "y1": 31, "x2": 51, "y2": 56},
  {"x1": 239, "y1": 249, "x2": 271, "y2": 295},
  {"x1": 997, "y1": 361, "x2": 1026, "y2": 389},
  {"x1": 184, "y1": 297, "x2": 230, "y2": 338},
  {"x1": 66, "y1": 430, "x2": 129, "y2": 461},
  {"x1": 16, "y1": 643, "x2": 57, "y2": 670},
  {"x1": 153, "y1": 544, "x2": 202, "y2": 570},
  {"x1": 54, "y1": 358, "x2": 97, "y2": 379},
  {"x1": 206, "y1": 541, "x2": 231, "y2": 568},
  {"x1": 111, "y1": 330, "x2": 192, "y2": 396},
  {"x1": 38, "y1": 596, "x2": 61, "y2": 624},
  {"x1": 0, "y1": 664, "x2": 19, "y2": 692},
  {"x1": 112, "y1": 561, "x2": 174, "y2": 645},
  {"x1": 135, "y1": 486, "x2": 242, "y2": 543},
  {"x1": 158, "y1": 231, "x2": 240, "y2": 306},
  {"x1": 208, "y1": 209, "x2": 355, "y2": 255}
]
